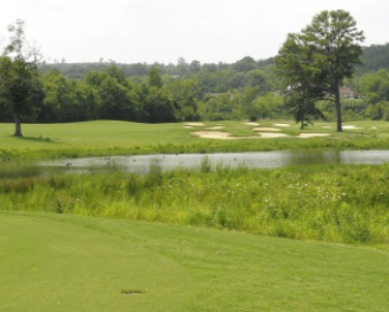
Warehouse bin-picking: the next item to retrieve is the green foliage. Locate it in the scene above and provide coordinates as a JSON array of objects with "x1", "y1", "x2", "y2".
[
  {"x1": 147, "y1": 66, "x2": 163, "y2": 88},
  {"x1": 1, "y1": 164, "x2": 388, "y2": 245},
  {"x1": 200, "y1": 156, "x2": 211, "y2": 173},
  {"x1": 358, "y1": 43, "x2": 389, "y2": 74},
  {"x1": 0, "y1": 14, "x2": 386, "y2": 126},
  {"x1": 0, "y1": 20, "x2": 43, "y2": 137},
  {"x1": 276, "y1": 10, "x2": 364, "y2": 131},
  {"x1": 359, "y1": 69, "x2": 389, "y2": 104}
]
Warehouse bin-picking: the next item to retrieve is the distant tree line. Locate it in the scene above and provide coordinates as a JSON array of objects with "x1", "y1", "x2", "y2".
[{"x1": 1, "y1": 18, "x2": 389, "y2": 133}]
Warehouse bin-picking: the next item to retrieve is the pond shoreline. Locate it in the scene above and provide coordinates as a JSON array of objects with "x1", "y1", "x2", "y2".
[{"x1": 2, "y1": 150, "x2": 388, "y2": 179}]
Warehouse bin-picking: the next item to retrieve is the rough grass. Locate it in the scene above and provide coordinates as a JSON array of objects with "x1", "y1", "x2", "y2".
[
  {"x1": 1, "y1": 164, "x2": 388, "y2": 245},
  {"x1": 1, "y1": 120, "x2": 389, "y2": 159},
  {"x1": 1, "y1": 212, "x2": 388, "y2": 312}
]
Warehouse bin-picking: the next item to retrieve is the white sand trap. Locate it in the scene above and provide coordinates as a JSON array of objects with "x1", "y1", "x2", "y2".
[
  {"x1": 274, "y1": 123, "x2": 290, "y2": 127},
  {"x1": 299, "y1": 133, "x2": 330, "y2": 138},
  {"x1": 183, "y1": 126, "x2": 193, "y2": 129},
  {"x1": 252, "y1": 127, "x2": 281, "y2": 132},
  {"x1": 193, "y1": 131, "x2": 264, "y2": 140},
  {"x1": 371, "y1": 126, "x2": 378, "y2": 130},
  {"x1": 207, "y1": 126, "x2": 224, "y2": 130},
  {"x1": 244, "y1": 122, "x2": 260, "y2": 126},
  {"x1": 343, "y1": 125, "x2": 362, "y2": 130},
  {"x1": 184, "y1": 122, "x2": 204, "y2": 126},
  {"x1": 321, "y1": 126, "x2": 332, "y2": 129},
  {"x1": 258, "y1": 132, "x2": 290, "y2": 138},
  {"x1": 193, "y1": 131, "x2": 330, "y2": 140},
  {"x1": 193, "y1": 131, "x2": 235, "y2": 140}
]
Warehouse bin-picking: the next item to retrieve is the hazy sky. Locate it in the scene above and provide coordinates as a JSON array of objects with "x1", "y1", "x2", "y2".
[{"x1": 0, "y1": 0, "x2": 388, "y2": 64}]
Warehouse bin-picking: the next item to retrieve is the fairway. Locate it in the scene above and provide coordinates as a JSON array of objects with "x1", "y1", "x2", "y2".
[
  {"x1": 1, "y1": 120, "x2": 389, "y2": 159},
  {"x1": 1, "y1": 212, "x2": 388, "y2": 311}
]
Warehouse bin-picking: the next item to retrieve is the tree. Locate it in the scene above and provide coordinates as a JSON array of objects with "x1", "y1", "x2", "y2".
[
  {"x1": 275, "y1": 10, "x2": 364, "y2": 131},
  {"x1": 234, "y1": 56, "x2": 257, "y2": 72},
  {"x1": 0, "y1": 20, "x2": 41, "y2": 137},
  {"x1": 138, "y1": 85, "x2": 176, "y2": 123},
  {"x1": 167, "y1": 78, "x2": 200, "y2": 121},
  {"x1": 147, "y1": 66, "x2": 162, "y2": 88}
]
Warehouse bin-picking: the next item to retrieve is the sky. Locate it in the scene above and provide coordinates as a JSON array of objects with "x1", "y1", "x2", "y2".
[{"x1": 0, "y1": 0, "x2": 388, "y2": 64}]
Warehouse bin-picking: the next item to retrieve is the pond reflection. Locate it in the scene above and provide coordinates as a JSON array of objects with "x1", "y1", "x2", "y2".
[{"x1": 1, "y1": 150, "x2": 389, "y2": 179}]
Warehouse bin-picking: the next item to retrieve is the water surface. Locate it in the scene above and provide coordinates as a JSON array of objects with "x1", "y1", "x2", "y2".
[{"x1": 1, "y1": 150, "x2": 389, "y2": 179}]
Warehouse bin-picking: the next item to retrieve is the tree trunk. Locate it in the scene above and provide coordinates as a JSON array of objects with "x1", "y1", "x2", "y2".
[
  {"x1": 14, "y1": 113, "x2": 23, "y2": 137},
  {"x1": 334, "y1": 85, "x2": 342, "y2": 132}
]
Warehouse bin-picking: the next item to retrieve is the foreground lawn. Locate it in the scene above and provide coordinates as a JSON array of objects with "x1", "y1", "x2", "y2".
[
  {"x1": 1, "y1": 120, "x2": 389, "y2": 159},
  {"x1": 1, "y1": 212, "x2": 388, "y2": 312}
]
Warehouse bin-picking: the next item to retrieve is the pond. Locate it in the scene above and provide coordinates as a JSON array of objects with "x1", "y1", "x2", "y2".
[{"x1": 1, "y1": 150, "x2": 389, "y2": 179}]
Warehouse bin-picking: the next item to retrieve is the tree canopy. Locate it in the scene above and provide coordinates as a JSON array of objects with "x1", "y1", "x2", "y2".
[
  {"x1": 275, "y1": 10, "x2": 364, "y2": 131},
  {"x1": 0, "y1": 19, "x2": 42, "y2": 137}
]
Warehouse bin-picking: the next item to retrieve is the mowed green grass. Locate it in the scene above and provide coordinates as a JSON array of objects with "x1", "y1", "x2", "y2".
[
  {"x1": 1, "y1": 212, "x2": 388, "y2": 312},
  {"x1": 1, "y1": 120, "x2": 389, "y2": 159},
  {"x1": 0, "y1": 121, "x2": 195, "y2": 158}
]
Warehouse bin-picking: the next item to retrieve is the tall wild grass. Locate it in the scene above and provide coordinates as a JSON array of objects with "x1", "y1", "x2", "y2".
[{"x1": 1, "y1": 164, "x2": 388, "y2": 244}]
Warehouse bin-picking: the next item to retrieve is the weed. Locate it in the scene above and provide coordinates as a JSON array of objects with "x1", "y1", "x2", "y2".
[{"x1": 200, "y1": 156, "x2": 211, "y2": 173}]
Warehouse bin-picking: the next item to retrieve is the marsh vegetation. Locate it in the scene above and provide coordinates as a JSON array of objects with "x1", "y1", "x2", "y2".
[{"x1": 1, "y1": 162, "x2": 388, "y2": 245}]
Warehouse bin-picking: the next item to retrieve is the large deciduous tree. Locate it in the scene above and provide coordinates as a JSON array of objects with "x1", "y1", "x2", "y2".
[
  {"x1": 275, "y1": 10, "x2": 364, "y2": 131},
  {"x1": 0, "y1": 19, "x2": 41, "y2": 137}
]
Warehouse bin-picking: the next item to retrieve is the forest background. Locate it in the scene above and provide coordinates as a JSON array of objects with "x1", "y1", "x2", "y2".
[{"x1": 1, "y1": 43, "x2": 389, "y2": 125}]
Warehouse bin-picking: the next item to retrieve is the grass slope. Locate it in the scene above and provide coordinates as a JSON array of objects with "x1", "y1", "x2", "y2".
[
  {"x1": 1, "y1": 212, "x2": 388, "y2": 312},
  {"x1": 1, "y1": 120, "x2": 389, "y2": 159}
]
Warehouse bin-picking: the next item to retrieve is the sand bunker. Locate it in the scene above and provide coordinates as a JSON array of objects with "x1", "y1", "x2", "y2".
[
  {"x1": 299, "y1": 133, "x2": 330, "y2": 138},
  {"x1": 244, "y1": 122, "x2": 260, "y2": 126},
  {"x1": 192, "y1": 131, "x2": 235, "y2": 140},
  {"x1": 321, "y1": 126, "x2": 332, "y2": 129},
  {"x1": 193, "y1": 130, "x2": 330, "y2": 140},
  {"x1": 184, "y1": 122, "x2": 204, "y2": 126},
  {"x1": 252, "y1": 127, "x2": 281, "y2": 132},
  {"x1": 274, "y1": 123, "x2": 290, "y2": 127},
  {"x1": 258, "y1": 132, "x2": 289, "y2": 138},
  {"x1": 343, "y1": 125, "x2": 362, "y2": 130},
  {"x1": 193, "y1": 131, "x2": 262, "y2": 140}
]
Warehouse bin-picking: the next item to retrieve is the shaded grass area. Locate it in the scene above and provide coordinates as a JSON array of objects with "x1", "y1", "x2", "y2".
[
  {"x1": 1, "y1": 164, "x2": 388, "y2": 245},
  {"x1": 1, "y1": 212, "x2": 388, "y2": 312},
  {"x1": 1, "y1": 120, "x2": 389, "y2": 160}
]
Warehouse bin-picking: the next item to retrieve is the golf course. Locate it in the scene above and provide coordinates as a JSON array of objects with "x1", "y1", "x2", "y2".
[{"x1": 1, "y1": 120, "x2": 389, "y2": 311}]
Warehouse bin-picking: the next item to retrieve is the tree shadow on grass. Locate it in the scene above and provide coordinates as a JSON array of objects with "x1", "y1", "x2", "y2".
[{"x1": 17, "y1": 135, "x2": 56, "y2": 144}]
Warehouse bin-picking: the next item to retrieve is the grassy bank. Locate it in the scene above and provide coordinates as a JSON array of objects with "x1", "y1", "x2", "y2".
[
  {"x1": 1, "y1": 164, "x2": 388, "y2": 245},
  {"x1": 1, "y1": 120, "x2": 389, "y2": 159},
  {"x1": 1, "y1": 212, "x2": 388, "y2": 312}
]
